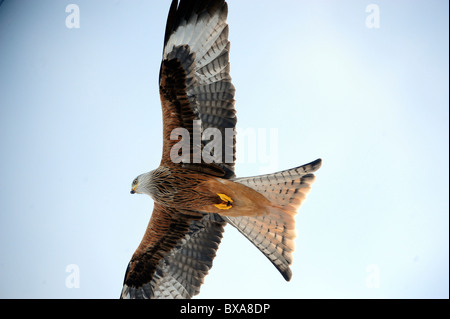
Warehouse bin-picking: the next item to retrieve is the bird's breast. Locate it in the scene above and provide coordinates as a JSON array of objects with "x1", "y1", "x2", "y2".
[{"x1": 152, "y1": 167, "x2": 274, "y2": 218}]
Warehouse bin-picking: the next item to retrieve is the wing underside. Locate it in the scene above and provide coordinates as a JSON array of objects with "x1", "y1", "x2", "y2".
[
  {"x1": 160, "y1": 0, "x2": 236, "y2": 178},
  {"x1": 121, "y1": 205, "x2": 226, "y2": 299}
]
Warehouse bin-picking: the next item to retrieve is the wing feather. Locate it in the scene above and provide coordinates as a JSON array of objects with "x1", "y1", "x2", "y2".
[
  {"x1": 121, "y1": 206, "x2": 226, "y2": 299},
  {"x1": 160, "y1": 0, "x2": 236, "y2": 178}
]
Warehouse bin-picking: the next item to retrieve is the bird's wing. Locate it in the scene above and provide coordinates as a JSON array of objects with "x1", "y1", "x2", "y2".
[
  {"x1": 159, "y1": 0, "x2": 236, "y2": 178},
  {"x1": 121, "y1": 203, "x2": 226, "y2": 299}
]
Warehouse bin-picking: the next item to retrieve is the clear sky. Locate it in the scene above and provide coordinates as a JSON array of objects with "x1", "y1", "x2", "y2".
[{"x1": 0, "y1": 0, "x2": 448, "y2": 299}]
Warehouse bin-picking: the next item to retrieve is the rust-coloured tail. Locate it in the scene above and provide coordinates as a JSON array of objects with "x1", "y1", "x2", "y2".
[{"x1": 224, "y1": 159, "x2": 322, "y2": 280}]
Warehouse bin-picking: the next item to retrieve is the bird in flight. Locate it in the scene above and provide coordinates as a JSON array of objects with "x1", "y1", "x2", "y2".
[{"x1": 121, "y1": 0, "x2": 322, "y2": 299}]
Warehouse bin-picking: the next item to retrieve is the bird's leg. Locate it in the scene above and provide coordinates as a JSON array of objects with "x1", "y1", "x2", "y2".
[{"x1": 214, "y1": 193, "x2": 233, "y2": 210}]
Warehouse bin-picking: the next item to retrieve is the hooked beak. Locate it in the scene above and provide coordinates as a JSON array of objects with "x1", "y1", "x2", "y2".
[{"x1": 130, "y1": 186, "x2": 137, "y2": 194}]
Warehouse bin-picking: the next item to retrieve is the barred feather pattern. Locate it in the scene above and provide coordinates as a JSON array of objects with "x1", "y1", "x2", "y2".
[
  {"x1": 162, "y1": 0, "x2": 236, "y2": 175},
  {"x1": 122, "y1": 213, "x2": 226, "y2": 299},
  {"x1": 224, "y1": 159, "x2": 322, "y2": 280}
]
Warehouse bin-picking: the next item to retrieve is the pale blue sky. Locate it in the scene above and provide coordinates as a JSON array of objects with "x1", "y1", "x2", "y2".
[{"x1": 0, "y1": 0, "x2": 448, "y2": 298}]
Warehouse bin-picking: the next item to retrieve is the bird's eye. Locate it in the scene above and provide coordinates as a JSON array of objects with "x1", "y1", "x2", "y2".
[{"x1": 132, "y1": 179, "x2": 138, "y2": 186}]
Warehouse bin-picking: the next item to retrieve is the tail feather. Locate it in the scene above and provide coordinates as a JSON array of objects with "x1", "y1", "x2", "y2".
[{"x1": 225, "y1": 159, "x2": 322, "y2": 280}]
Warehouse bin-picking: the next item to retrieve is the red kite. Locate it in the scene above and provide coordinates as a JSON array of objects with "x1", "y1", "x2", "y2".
[{"x1": 121, "y1": 0, "x2": 322, "y2": 299}]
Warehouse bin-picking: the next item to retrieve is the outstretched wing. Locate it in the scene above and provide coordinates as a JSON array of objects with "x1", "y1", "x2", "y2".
[
  {"x1": 159, "y1": 0, "x2": 236, "y2": 178},
  {"x1": 122, "y1": 0, "x2": 235, "y2": 299},
  {"x1": 121, "y1": 204, "x2": 226, "y2": 299}
]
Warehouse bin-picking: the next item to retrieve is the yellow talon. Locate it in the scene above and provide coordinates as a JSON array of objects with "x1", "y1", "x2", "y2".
[
  {"x1": 217, "y1": 193, "x2": 233, "y2": 203},
  {"x1": 214, "y1": 203, "x2": 232, "y2": 210},
  {"x1": 215, "y1": 193, "x2": 233, "y2": 210}
]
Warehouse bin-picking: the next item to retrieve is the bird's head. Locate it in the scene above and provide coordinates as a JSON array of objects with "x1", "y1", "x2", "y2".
[
  {"x1": 130, "y1": 172, "x2": 153, "y2": 195},
  {"x1": 130, "y1": 176, "x2": 140, "y2": 194}
]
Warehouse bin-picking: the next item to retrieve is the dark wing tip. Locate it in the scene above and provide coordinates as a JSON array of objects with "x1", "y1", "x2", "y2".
[
  {"x1": 311, "y1": 158, "x2": 323, "y2": 170},
  {"x1": 305, "y1": 158, "x2": 322, "y2": 173},
  {"x1": 282, "y1": 268, "x2": 293, "y2": 282},
  {"x1": 163, "y1": 0, "x2": 179, "y2": 48},
  {"x1": 164, "y1": 0, "x2": 228, "y2": 48}
]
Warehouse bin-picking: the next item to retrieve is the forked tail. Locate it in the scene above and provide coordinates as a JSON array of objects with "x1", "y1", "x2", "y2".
[{"x1": 224, "y1": 158, "x2": 322, "y2": 280}]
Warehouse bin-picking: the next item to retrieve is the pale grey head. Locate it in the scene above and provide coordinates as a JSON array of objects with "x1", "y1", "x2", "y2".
[
  {"x1": 130, "y1": 171, "x2": 153, "y2": 196},
  {"x1": 130, "y1": 167, "x2": 171, "y2": 198}
]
